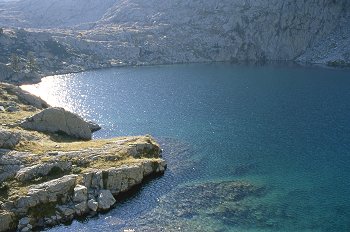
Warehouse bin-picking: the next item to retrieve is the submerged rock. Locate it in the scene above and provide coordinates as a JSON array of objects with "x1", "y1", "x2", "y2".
[
  {"x1": 133, "y1": 180, "x2": 268, "y2": 231},
  {"x1": 20, "y1": 107, "x2": 92, "y2": 140}
]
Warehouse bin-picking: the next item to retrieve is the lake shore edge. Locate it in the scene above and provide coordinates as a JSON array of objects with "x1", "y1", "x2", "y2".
[{"x1": 0, "y1": 82, "x2": 167, "y2": 232}]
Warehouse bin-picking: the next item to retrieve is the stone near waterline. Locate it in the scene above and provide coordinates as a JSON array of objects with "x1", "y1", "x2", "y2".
[
  {"x1": 57, "y1": 205, "x2": 75, "y2": 217},
  {"x1": 17, "y1": 217, "x2": 30, "y2": 230},
  {"x1": 87, "y1": 121, "x2": 101, "y2": 132},
  {"x1": 73, "y1": 185, "x2": 88, "y2": 203},
  {"x1": 97, "y1": 190, "x2": 116, "y2": 210},
  {"x1": 20, "y1": 107, "x2": 92, "y2": 140},
  {"x1": 74, "y1": 201, "x2": 88, "y2": 215},
  {"x1": 127, "y1": 141, "x2": 161, "y2": 158},
  {"x1": 87, "y1": 199, "x2": 98, "y2": 212}
]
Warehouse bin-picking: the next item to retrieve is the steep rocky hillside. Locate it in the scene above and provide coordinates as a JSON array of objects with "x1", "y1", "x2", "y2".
[
  {"x1": 0, "y1": 0, "x2": 116, "y2": 29},
  {"x1": 93, "y1": 0, "x2": 349, "y2": 62},
  {"x1": 0, "y1": 0, "x2": 349, "y2": 83}
]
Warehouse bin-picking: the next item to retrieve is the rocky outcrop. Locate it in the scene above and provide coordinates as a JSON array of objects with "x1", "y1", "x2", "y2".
[
  {"x1": 15, "y1": 161, "x2": 72, "y2": 182},
  {"x1": 0, "y1": 134, "x2": 166, "y2": 231},
  {"x1": 15, "y1": 175, "x2": 78, "y2": 215},
  {"x1": 0, "y1": 129, "x2": 20, "y2": 149},
  {"x1": 20, "y1": 107, "x2": 93, "y2": 140},
  {"x1": 6, "y1": 160, "x2": 166, "y2": 230}
]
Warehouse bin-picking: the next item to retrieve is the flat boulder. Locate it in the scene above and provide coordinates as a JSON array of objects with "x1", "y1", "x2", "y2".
[{"x1": 20, "y1": 107, "x2": 92, "y2": 140}]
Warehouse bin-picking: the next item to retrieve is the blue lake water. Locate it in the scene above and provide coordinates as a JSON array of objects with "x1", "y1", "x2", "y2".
[{"x1": 22, "y1": 63, "x2": 350, "y2": 232}]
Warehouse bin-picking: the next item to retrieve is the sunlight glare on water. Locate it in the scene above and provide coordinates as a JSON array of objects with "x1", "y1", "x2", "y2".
[{"x1": 22, "y1": 63, "x2": 350, "y2": 232}]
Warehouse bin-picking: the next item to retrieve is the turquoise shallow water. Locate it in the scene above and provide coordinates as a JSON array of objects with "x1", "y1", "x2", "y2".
[{"x1": 22, "y1": 63, "x2": 350, "y2": 232}]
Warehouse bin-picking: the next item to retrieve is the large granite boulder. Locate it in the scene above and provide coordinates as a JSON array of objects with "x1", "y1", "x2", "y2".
[
  {"x1": 0, "y1": 129, "x2": 20, "y2": 149},
  {"x1": 20, "y1": 107, "x2": 92, "y2": 140}
]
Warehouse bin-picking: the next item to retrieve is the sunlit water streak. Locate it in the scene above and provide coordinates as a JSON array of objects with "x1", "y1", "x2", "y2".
[{"x1": 22, "y1": 63, "x2": 350, "y2": 232}]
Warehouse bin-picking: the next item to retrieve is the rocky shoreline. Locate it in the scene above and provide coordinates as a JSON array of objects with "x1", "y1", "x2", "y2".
[{"x1": 0, "y1": 83, "x2": 166, "y2": 231}]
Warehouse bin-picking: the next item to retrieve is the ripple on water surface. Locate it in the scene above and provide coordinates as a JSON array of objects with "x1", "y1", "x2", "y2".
[{"x1": 22, "y1": 63, "x2": 350, "y2": 232}]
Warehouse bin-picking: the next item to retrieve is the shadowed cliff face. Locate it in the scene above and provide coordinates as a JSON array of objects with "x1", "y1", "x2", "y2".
[{"x1": 0, "y1": 0, "x2": 349, "y2": 79}]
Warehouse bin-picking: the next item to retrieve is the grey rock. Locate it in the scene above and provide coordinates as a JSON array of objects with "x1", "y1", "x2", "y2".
[
  {"x1": 6, "y1": 106, "x2": 19, "y2": 112},
  {"x1": 21, "y1": 227, "x2": 30, "y2": 232},
  {"x1": 74, "y1": 201, "x2": 87, "y2": 215},
  {"x1": 0, "y1": 129, "x2": 20, "y2": 149},
  {"x1": 90, "y1": 171, "x2": 103, "y2": 189},
  {"x1": 127, "y1": 142, "x2": 160, "y2": 158},
  {"x1": 87, "y1": 121, "x2": 101, "y2": 132},
  {"x1": 0, "y1": 211, "x2": 15, "y2": 231},
  {"x1": 73, "y1": 185, "x2": 88, "y2": 203},
  {"x1": 20, "y1": 107, "x2": 92, "y2": 140},
  {"x1": 18, "y1": 217, "x2": 30, "y2": 226},
  {"x1": 0, "y1": 152, "x2": 21, "y2": 182},
  {"x1": 15, "y1": 161, "x2": 72, "y2": 182},
  {"x1": 87, "y1": 199, "x2": 98, "y2": 212},
  {"x1": 16, "y1": 175, "x2": 78, "y2": 212},
  {"x1": 97, "y1": 190, "x2": 116, "y2": 210},
  {"x1": 57, "y1": 205, "x2": 75, "y2": 217}
]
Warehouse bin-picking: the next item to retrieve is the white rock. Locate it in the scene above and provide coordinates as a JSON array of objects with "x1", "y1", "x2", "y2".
[{"x1": 73, "y1": 185, "x2": 88, "y2": 203}]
